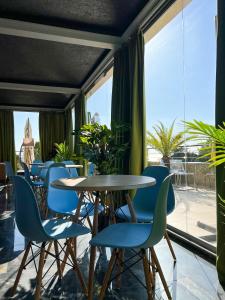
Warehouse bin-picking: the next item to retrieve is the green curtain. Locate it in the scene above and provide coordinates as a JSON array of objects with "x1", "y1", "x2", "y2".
[
  {"x1": 65, "y1": 108, "x2": 73, "y2": 153},
  {"x1": 74, "y1": 92, "x2": 87, "y2": 155},
  {"x1": 39, "y1": 112, "x2": 65, "y2": 161},
  {"x1": 111, "y1": 30, "x2": 146, "y2": 175},
  {"x1": 216, "y1": 0, "x2": 225, "y2": 289},
  {"x1": 0, "y1": 110, "x2": 16, "y2": 169}
]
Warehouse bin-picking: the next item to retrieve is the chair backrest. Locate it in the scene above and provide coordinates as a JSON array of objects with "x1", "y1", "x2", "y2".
[
  {"x1": 47, "y1": 167, "x2": 79, "y2": 214},
  {"x1": 39, "y1": 160, "x2": 55, "y2": 180},
  {"x1": 88, "y1": 163, "x2": 95, "y2": 176},
  {"x1": 30, "y1": 160, "x2": 43, "y2": 177},
  {"x1": 21, "y1": 162, "x2": 33, "y2": 186},
  {"x1": 133, "y1": 165, "x2": 175, "y2": 215},
  {"x1": 13, "y1": 176, "x2": 48, "y2": 242},
  {"x1": 4, "y1": 161, "x2": 14, "y2": 178},
  {"x1": 142, "y1": 174, "x2": 173, "y2": 248},
  {"x1": 62, "y1": 161, "x2": 78, "y2": 177}
]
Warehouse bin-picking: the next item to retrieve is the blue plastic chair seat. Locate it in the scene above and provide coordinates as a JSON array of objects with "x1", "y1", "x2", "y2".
[
  {"x1": 90, "y1": 223, "x2": 152, "y2": 249},
  {"x1": 116, "y1": 204, "x2": 154, "y2": 222},
  {"x1": 42, "y1": 218, "x2": 90, "y2": 240}
]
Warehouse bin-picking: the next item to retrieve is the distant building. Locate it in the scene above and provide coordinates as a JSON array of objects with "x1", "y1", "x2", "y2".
[{"x1": 22, "y1": 118, "x2": 34, "y2": 165}]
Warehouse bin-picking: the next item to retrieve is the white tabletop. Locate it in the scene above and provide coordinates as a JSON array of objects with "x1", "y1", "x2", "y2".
[
  {"x1": 66, "y1": 164, "x2": 83, "y2": 168},
  {"x1": 38, "y1": 164, "x2": 83, "y2": 169},
  {"x1": 51, "y1": 175, "x2": 156, "y2": 192}
]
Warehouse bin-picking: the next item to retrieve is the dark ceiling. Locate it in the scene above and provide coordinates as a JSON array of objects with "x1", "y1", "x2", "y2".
[
  {"x1": 0, "y1": 1, "x2": 148, "y2": 35},
  {"x1": 0, "y1": 0, "x2": 149, "y2": 110}
]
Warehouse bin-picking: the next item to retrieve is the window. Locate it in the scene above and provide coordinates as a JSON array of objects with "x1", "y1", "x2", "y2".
[
  {"x1": 144, "y1": 0, "x2": 217, "y2": 247},
  {"x1": 14, "y1": 111, "x2": 40, "y2": 167},
  {"x1": 86, "y1": 69, "x2": 113, "y2": 127}
]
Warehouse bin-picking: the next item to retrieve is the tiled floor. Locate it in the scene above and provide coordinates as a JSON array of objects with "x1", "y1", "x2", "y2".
[
  {"x1": 0, "y1": 211, "x2": 224, "y2": 300},
  {"x1": 0, "y1": 184, "x2": 224, "y2": 299}
]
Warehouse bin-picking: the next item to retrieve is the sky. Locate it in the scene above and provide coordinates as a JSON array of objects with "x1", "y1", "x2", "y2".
[{"x1": 14, "y1": 0, "x2": 217, "y2": 153}]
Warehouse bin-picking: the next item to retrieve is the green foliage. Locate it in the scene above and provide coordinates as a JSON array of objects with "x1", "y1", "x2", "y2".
[
  {"x1": 54, "y1": 142, "x2": 74, "y2": 162},
  {"x1": 146, "y1": 121, "x2": 186, "y2": 166},
  {"x1": 185, "y1": 120, "x2": 225, "y2": 167},
  {"x1": 79, "y1": 123, "x2": 129, "y2": 175},
  {"x1": 34, "y1": 141, "x2": 41, "y2": 160}
]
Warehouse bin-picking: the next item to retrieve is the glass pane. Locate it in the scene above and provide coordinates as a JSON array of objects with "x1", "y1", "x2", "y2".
[
  {"x1": 145, "y1": 0, "x2": 217, "y2": 247},
  {"x1": 87, "y1": 76, "x2": 112, "y2": 127}
]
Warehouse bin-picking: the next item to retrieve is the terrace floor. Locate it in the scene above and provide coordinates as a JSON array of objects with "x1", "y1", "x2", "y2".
[
  {"x1": 168, "y1": 186, "x2": 216, "y2": 247},
  {"x1": 0, "y1": 214, "x2": 224, "y2": 300}
]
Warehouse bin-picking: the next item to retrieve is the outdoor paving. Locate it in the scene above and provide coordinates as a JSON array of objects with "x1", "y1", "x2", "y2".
[{"x1": 168, "y1": 186, "x2": 216, "y2": 246}]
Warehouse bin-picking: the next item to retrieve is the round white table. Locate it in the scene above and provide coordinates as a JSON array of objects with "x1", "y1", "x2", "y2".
[{"x1": 51, "y1": 175, "x2": 156, "y2": 300}]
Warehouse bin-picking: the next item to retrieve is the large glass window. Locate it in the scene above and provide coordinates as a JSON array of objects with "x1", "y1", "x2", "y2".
[
  {"x1": 86, "y1": 70, "x2": 113, "y2": 127},
  {"x1": 145, "y1": 0, "x2": 217, "y2": 247}
]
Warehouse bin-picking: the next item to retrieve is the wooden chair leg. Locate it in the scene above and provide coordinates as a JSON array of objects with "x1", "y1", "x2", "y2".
[
  {"x1": 164, "y1": 231, "x2": 176, "y2": 262},
  {"x1": 34, "y1": 242, "x2": 46, "y2": 300},
  {"x1": 66, "y1": 240, "x2": 88, "y2": 296},
  {"x1": 44, "y1": 241, "x2": 53, "y2": 261},
  {"x1": 88, "y1": 194, "x2": 100, "y2": 300},
  {"x1": 59, "y1": 244, "x2": 70, "y2": 275},
  {"x1": 99, "y1": 249, "x2": 117, "y2": 300},
  {"x1": 54, "y1": 241, "x2": 62, "y2": 279},
  {"x1": 11, "y1": 242, "x2": 32, "y2": 296},
  {"x1": 115, "y1": 249, "x2": 124, "y2": 289},
  {"x1": 142, "y1": 249, "x2": 153, "y2": 300},
  {"x1": 150, "y1": 247, "x2": 172, "y2": 300}
]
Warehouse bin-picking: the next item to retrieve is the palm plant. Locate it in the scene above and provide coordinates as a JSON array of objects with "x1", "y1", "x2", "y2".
[
  {"x1": 185, "y1": 120, "x2": 225, "y2": 167},
  {"x1": 185, "y1": 120, "x2": 225, "y2": 223},
  {"x1": 146, "y1": 121, "x2": 186, "y2": 168},
  {"x1": 54, "y1": 142, "x2": 74, "y2": 162}
]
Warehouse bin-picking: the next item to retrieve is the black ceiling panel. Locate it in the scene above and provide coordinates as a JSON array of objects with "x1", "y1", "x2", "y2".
[
  {"x1": 0, "y1": 34, "x2": 107, "y2": 87},
  {"x1": 0, "y1": 89, "x2": 71, "y2": 109},
  {"x1": 0, "y1": 0, "x2": 148, "y2": 35}
]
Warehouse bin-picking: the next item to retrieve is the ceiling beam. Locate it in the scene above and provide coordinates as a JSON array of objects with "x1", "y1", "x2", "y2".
[
  {"x1": 0, "y1": 105, "x2": 64, "y2": 112},
  {"x1": 0, "y1": 18, "x2": 121, "y2": 49},
  {"x1": 0, "y1": 82, "x2": 80, "y2": 94}
]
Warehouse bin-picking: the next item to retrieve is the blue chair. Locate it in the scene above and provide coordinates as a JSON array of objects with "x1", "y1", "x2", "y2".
[
  {"x1": 30, "y1": 159, "x2": 43, "y2": 178},
  {"x1": 21, "y1": 162, "x2": 44, "y2": 189},
  {"x1": 88, "y1": 162, "x2": 95, "y2": 176},
  {"x1": 39, "y1": 160, "x2": 54, "y2": 180},
  {"x1": 116, "y1": 165, "x2": 176, "y2": 261},
  {"x1": 4, "y1": 161, "x2": 14, "y2": 178},
  {"x1": 62, "y1": 160, "x2": 78, "y2": 177},
  {"x1": 46, "y1": 167, "x2": 104, "y2": 224},
  {"x1": 90, "y1": 174, "x2": 173, "y2": 300},
  {"x1": 11, "y1": 176, "x2": 90, "y2": 299}
]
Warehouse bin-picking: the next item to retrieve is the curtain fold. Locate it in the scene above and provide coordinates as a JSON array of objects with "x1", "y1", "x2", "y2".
[
  {"x1": 0, "y1": 110, "x2": 16, "y2": 169},
  {"x1": 74, "y1": 92, "x2": 87, "y2": 155},
  {"x1": 65, "y1": 108, "x2": 73, "y2": 153},
  {"x1": 216, "y1": 0, "x2": 225, "y2": 289},
  {"x1": 111, "y1": 30, "x2": 146, "y2": 175},
  {"x1": 39, "y1": 112, "x2": 65, "y2": 161}
]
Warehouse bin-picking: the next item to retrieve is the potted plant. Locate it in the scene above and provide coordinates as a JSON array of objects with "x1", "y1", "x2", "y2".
[
  {"x1": 79, "y1": 123, "x2": 129, "y2": 175},
  {"x1": 147, "y1": 121, "x2": 186, "y2": 169},
  {"x1": 54, "y1": 142, "x2": 76, "y2": 162}
]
